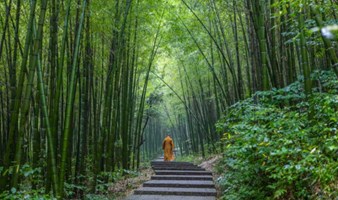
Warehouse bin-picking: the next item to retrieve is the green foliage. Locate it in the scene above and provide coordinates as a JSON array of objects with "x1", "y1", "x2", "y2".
[
  {"x1": 64, "y1": 181, "x2": 87, "y2": 198},
  {"x1": 216, "y1": 70, "x2": 338, "y2": 199},
  {"x1": 94, "y1": 169, "x2": 139, "y2": 194},
  {"x1": 175, "y1": 154, "x2": 202, "y2": 163},
  {"x1": 0, "y1": 189, "x2": 54, "y2": 200},
  {"x1": 0, "y1": 164, "x2": 50, "y2": 199},
  {"x1": 84, "y1": 194, "x2": 114, "y2": 200}
]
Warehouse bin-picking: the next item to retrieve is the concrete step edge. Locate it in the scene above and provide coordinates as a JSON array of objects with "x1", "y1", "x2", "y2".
[
  {"x1": 125, "y1": 195, "x2": 216, "y2": 200},
  {"x1": 134, "y1": 187, "x2": 217, "y2": 196},
  {"x1": 151, "y1": 175, "x2": 213, "y2": 180},
  {"x1": 152, "y1": 168, "x2": 205, "y2": 171},
  {"x1": 143, "y1": 182, "x2": 215, "y2": 188},
  {"x1": 155, "y1": 170, "x2": 212, "y2": 175}
]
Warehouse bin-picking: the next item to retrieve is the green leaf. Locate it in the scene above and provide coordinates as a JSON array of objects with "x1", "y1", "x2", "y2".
[{"x1": 10, "y1": 187, "x2": 16, "y2": 194}]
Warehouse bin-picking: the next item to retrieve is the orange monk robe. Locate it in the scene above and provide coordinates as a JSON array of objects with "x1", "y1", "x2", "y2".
[{"x1": 162, "y1": 136, "x2": 174, "y2": 161}]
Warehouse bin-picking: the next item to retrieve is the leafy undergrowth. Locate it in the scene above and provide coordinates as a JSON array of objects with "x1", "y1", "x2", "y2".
[
  {"x1": 86, "y1": 166, "x2": 154, "y2": 200},
  {"x1": 215, "y1": 70, "x2": 338, "y2": 200},
  {"x1": 111, "y1": 167, "x2": 154, "y2": 199},
  {"x1": 0, "y1": 164, "x2": 153, "y2": 200}
]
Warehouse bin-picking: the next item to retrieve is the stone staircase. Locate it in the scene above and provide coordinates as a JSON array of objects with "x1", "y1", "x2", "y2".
[{"x1": 126, "y1": 157, "x2": 217, "y2": 200}]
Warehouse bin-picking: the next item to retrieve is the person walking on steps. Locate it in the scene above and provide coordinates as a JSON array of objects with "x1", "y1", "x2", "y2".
[{"x1": 162, "y1": 135, "x2": 174, "y2": 161}]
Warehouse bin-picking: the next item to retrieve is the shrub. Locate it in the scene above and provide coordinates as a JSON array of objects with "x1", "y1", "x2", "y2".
[{"x1": 216, "y1": 70, "x2": 338, "y2": 199}]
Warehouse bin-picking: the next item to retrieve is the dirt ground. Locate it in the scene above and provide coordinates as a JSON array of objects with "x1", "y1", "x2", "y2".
[
  {"x1": 198, "y1": 155, "x2": 221, "y2": 172},
  {"x1": 198, "y1": 155, "x2": 222, "y2": 199},
  {"x1": 110, "y1": 167, "x2": 154, "y2": 200}
]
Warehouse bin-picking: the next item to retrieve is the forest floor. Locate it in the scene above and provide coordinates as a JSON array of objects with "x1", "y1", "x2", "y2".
[
  {"x1": 111, "y1": 166, "x2": 154, "y2": 200},
  {"x1": 198, "y1": 155, "x2": 221, "y2": 172},
  {"x1": 198, "y1": 155, "x2": 222, "y2": 199}
]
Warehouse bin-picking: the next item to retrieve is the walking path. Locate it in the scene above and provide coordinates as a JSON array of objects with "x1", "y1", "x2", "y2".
[{"x1": 126, "y1": 157, "x2": 216, "y2": 200}]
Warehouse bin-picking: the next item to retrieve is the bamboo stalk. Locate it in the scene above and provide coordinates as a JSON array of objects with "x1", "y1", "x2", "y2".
[{"x1": 59, "y1": 0, "x2": 87, "y2": 196}]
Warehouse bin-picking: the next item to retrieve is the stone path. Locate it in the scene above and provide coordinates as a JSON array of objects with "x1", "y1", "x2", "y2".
[{"x1": 126, "y1": 157, "x2": 216, "y2": 200}]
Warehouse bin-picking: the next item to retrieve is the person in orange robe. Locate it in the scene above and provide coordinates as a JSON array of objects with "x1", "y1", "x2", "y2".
[{"x1": 162, "y1": 135, "x2": 175, "y2": 161}]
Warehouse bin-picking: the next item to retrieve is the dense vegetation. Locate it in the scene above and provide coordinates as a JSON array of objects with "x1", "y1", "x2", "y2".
[
  {"x1": 0, "y1": 0, "x2": 337, "y2": 199},
  {"x1": 216, "y1": 70, "x2": 338, "y2": 199}
]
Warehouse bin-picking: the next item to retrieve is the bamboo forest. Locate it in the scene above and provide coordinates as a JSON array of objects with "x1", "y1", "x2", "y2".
[{"x1": 0, "y1": 0, "x2": 337, "y2": 199}]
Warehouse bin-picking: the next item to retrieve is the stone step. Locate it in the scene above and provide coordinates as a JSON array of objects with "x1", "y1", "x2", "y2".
[
  {"x1": 152, "y1": 165, "x2": 198, "y2": 169},
  {"x1": 152, "y1": 167, "x2": 205, "y2": 171},
  {"x1": 155, "y1": 170, "x2": 212, "y2": 176},
  {"x1": 151, "y1": 163, "x2": 194, "y2": 165},
  {"x1": 143, "y1": 180, "x2": 215, "y2": 188},
  {"x1": 126, "y1": 195, "x2": 216, "y2": 200},
  {"x1": 134, "y1": 187, "x2": 217, "y2": 196},
  {"x1": 150, "y1": 160, "x2": 194, "y2": 165},
  {"x1": 151, "y1": 175, "x2": 213, "y2": 181},
  {"x1": 152, "y1": 159, "x2": 164, "y2": 162},
  {"x1": 151, "y1": 165, "x2": 197, "y2": 168},
  {"x1": 151, "y1": 161, "x2": 194, "y2": 165}
]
